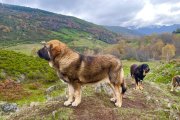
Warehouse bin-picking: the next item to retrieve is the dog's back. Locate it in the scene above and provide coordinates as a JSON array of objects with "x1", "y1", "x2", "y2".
[{"x1": 130, "y1": 64, "x2": 138, "y2": 78}]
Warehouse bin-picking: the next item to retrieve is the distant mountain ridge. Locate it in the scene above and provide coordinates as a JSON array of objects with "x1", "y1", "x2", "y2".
[
  {"x1": 104, "y1": 24, "x2": 180, "y2": 36},
  {"x1": 0, "y1": 3, "x2": 118, "y2": 47},
  {"x1": 131, "y1": 24, "x2": 180, "y2": 35}
]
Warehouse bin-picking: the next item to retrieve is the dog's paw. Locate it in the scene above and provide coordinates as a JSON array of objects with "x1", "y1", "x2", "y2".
[
  {"x1": 71, "y1": 101, "x2": 80, "y2": 107},
  {"x1": 139, "y1": 86, "x2": 143, "y2": 90},
  {"x1": 110, "y1": 98, "x2": 116, "y2": 102},
  {"x1": 115, "y1": 102, "x2": 122, "y2": 107},
  {"x1": 64, "y1": 101, "x2": 72, "y2": 106}
]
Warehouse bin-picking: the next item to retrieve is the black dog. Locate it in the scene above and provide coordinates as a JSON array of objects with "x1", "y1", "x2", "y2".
[{"x1": 130, "y1": 64, "x2": 150, "y2": 90}]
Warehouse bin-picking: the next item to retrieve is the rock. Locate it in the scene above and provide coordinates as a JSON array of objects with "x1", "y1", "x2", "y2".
[
  {"x1": 16, "y1": 74, "x2": 26, "y2": 83},
  {"x1": 30, "y1": 102, "x2": 40, "y2": 107},
  {"x1": 164, "y1": 99, "x2": 169, "y2": 102},
  {"x1": 52, "y1": 110, "x2": 57, "y2": 119},
  {"x1": 0, "y1": 102, "x2": 18, "y2": 112},
  {"x1": 167, "y1": 103, "x2": 172, "y2": 108},
  {"x1": 146, "y1": 96, "x2": 151, "y2": 101},
  {"x1": 46, "y1": 84, "x2": 62, "y2": 95},
  {"x1": 95, "y1": 83, "x2": 112, "y2": 95}
]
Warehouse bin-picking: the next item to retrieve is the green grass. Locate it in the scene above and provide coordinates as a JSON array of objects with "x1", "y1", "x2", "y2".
[
  {"x1": 2, "y1": 28, "x2": 109, "y2": 55},
  {"x1": 5, "y1": 44, "x2": 42, "y2": 55},
  {"x1": 0, "y1": 81, "x2": 65, "y2": 106},
  {"x1": 0, "y1": 50, "x2": 58, "y2": 82},
  {"x1": 16, "y1": 82, "x2": 65, "y2": 106},
  {"x1": 69, "y1": 38, "x2": 108, "y2": 49},
  {"x1": 53, "y1": 108, "x2": 73, "y2": 120},
  {"x1": 146, "y1": 61, "x2": 180, "y2": 84}
]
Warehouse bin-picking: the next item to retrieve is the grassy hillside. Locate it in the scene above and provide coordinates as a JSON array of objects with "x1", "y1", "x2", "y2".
[
  {"x1": 0, "y1": 50, "x2": 58, "y2": 82},
  {"x1": 0, "y1": 50, "x2": 179, "y2": 119},
  {"x1": 0, "y1": 4, "x2": 118, "y2": 48},
  {"x1": 0, "y1": 50, "x2": 62, "y2": 107}
]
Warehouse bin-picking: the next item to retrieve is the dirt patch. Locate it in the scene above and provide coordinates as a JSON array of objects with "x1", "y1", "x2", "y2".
[
  {"x1": 73, "y1": 96, "x2": 118, "y2": 120},
  {"x1": 122, "y1": 97, "x2": 148, "y2": 109}
]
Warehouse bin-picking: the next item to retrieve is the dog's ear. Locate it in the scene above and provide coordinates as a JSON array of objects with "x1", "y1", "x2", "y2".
[
  {"x1": 41, "y1": 41, "x2": 46, "y2": 46},
  {"x1": 49, "y1": 43, "x2": 67, "y2": 59},
  {"x1": 40, "y1": 41, "x2": 52, "y2": 49},
  {"x1": 140, "y1": 64, "x2": 146, "y2": 72},
  {"x1": 147, "y1": 67, "x2": 150, "y2": 72}
]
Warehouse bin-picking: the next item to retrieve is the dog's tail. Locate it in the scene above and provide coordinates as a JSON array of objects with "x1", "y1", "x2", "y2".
[{"x1": 120, "y1": 68, "x2": 127, "y2": 94}]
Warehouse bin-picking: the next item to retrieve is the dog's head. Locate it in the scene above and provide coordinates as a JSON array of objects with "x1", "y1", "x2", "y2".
[
  {"x1": 37, "y1": 40, "x2": 67, "y2": 62},
  {"x1": 140, "y1": 64, "x2": 150, "y2": 76}
]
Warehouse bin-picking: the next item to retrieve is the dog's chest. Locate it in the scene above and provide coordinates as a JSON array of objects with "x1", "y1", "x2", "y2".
[{"x1": 56, "y1": 71, "x2": 70, "y2": 83}]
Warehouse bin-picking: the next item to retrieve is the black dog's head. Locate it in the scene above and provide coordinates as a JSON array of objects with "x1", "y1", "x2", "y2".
[
  {"x1": 140, "y1": 64, "x2": 150, "y2": 76},
  {"x1": 37, "y1": 42, "x2": 51, "y2": 61}
]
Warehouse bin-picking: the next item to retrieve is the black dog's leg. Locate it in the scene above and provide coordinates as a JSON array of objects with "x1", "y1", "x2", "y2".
[
  {"x1": 139, "y1": 80, "x2": 143, "y2": 90},
  {"x1": 135, "y1": 77, "x2": 139, "y2": 90}
]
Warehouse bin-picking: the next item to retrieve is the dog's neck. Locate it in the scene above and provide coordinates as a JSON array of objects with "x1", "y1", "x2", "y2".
[{"x1": 50, "y1": 49, "x2": 79, "y2": 70}]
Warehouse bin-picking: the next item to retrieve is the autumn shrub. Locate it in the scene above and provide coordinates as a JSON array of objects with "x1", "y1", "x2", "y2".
[
  {"x1": 28, "y1": 82, "x2": 42, "y2": 90},
  {"x1": 0, "y1": 79, "x2": 30, "y2": 101}
]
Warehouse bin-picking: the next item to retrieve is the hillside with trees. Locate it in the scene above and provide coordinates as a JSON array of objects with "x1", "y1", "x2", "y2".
[
  {"x1": 0, "y1": 4, "x2": 118, "y2": 48},
  {"x1": 104, "y1": 33, "x2": 180, "y2": 61}
]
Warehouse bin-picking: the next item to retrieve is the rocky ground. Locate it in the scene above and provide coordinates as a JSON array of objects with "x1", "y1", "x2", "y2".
[{"x1": 0, "y1": 78, "x2": 180, "y2": 120}]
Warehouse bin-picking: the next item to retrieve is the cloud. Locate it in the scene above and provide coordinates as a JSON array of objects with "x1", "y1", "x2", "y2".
[{"x1": 1, "y1": 0, "x2": 180, "y2": 27}]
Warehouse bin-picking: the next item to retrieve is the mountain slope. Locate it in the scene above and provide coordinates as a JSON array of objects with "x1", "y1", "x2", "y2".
[
  {"x1": 0, "y1": 4, "x2": 118, "y2": 47},
  {"x1": 104, "y1": 26, "x2": 143, "y2": 36}
]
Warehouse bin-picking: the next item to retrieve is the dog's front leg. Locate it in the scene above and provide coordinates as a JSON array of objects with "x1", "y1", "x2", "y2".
[
  {"x1": 139, "y1": 81, "x2": 143, "y2": 90},
  {"x1": 134, "y1": 78, "x2": 139, "y2": 90},
  {"x1": 72, "y1": 83, "x2": 81, "y2": 107},
  {"x1": 108, "y1": 83, "x2": 116, "y2": 102},
  {"x1": 114, "y1": 84, "x2": 122, "y2": 107},
  {"x1": 170, "y1": 85, "x2": 174, "y2": 91},
  {"x1": 64, "y1": 83, "x2": 74, "y2": 106}
]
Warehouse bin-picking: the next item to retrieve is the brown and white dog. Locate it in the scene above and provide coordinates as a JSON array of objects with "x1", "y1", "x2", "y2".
[
  {"x1": 171, "y1": 75, "x2": 180, "y2": 91},
  {"x1": 37, "y1": 40, "x2": 126, "y2": 107}
]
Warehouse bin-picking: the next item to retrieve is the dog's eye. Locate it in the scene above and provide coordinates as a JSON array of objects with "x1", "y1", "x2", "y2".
[{"x1": 44, "y1": 46, "x2": 49, "y2": 50}]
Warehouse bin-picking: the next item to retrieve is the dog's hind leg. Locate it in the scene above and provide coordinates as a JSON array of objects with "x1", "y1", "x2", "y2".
[
  {"x1": 72, "y1": 83, "x2": 82, "y2": 107},
  {"x1": 64, "y1": 83, "x2": 74, "y2": 106}
]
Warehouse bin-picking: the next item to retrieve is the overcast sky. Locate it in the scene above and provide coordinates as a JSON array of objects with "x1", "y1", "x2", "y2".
[{"x1": 1, "y1": 0, "x2": 180, "y2": 27}]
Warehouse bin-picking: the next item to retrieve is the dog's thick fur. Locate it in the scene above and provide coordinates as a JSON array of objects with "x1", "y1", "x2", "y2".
[
  {"x1": 171, "y1": 75, "x2": 180, "y2": 91},
  {"x1": 130, "y1": 64, "x2": 150, "y2": 90},
  {"x1": 37, "y1": 40, "x2": 126, "y2": 107}
]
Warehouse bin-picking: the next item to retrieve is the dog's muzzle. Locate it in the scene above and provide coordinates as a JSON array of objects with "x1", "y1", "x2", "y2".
[{"x1": 37, "y1": 47, "x2": 51, "y2": 61}]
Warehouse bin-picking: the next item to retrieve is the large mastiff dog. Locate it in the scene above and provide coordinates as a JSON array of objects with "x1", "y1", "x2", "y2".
[{"x1": 37, "y1": 40, "x2": 126, "y2": 107}]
